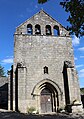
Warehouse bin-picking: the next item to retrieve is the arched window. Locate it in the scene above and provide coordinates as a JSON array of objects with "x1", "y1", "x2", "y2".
[
  {"x1": 44, "y1": 66, "x2": 48, "y2": 74},
  {"x1": 27, "y1": 24, "x2": 33, "y2": 35},
  {"x1": 46, "y1": 25, "x2": 52, "y2": 35},
  {"x1": 53, "y1": 25, "x2": 60, "y2": 36},
  {"x1": 35, "y1": 24, "x2": 41, "y2": 35}
]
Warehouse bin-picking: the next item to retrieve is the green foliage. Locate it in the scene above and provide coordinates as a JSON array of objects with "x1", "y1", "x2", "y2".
[
  {"x1": 0, "y1": 64, "x2": 5, "y2": 76},
  {"x1": 38, "y1": 0, "x2": 84, "y2": 37},
  {"x1": 80, "y1": 88, "x2": 84, "y2": 94},
  {"x1": 27, "y1": 107, "x2": 36, "y2": 114},
  {"x1": 38, "y1": 0, "x2": 48, "y2": 4},
  {"x1": 60, "y1": 0, "x2": 84, "y2": 37}
]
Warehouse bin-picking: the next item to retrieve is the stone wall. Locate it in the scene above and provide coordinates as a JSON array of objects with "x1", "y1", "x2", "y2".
[
  {"x1": 12, "y1": 10, "x2": 82, "y2": 113},
  {"x1": 0, "y1": 76, "x2": 8, "y2": 109}
]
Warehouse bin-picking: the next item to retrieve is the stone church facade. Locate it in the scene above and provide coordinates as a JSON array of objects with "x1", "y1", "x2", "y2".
[{"x1": 8, "y1": 10, "x2": 83, "y2": 113}]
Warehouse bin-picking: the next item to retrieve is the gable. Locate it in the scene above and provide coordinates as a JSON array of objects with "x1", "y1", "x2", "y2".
[{"x1": 15, "y1": 10, "x2": 69, "y2": 36}]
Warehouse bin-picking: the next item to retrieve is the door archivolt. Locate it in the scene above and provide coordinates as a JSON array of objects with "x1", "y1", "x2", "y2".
[
  {"x1": 31, "y1": 79, "x2": 63, "y2": 113},
  {"x1": 31, "y1": 79, "x2": 62, "y2": 97}
]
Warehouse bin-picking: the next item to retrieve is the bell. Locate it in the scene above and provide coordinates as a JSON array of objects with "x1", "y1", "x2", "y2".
[
  {"x1": 35, "y1": 28, "x2": 41, "y2": 34},
  {"x1": 36, "y1": 29, "x2": 40, "y2": 33},
  {"x1": 27, "y1": 28, "x2": 32, "y2": 33},
  {"x1": 36, "y1": 28, "x2": 40, "y2": 33},
  {"x1": 46, "y1": 28, "x2": 51, "y2": 35}
]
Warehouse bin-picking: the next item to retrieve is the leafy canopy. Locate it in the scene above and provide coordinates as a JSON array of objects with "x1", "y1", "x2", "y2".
[
  {"x1": 0, "y1": 64, "x2": 5, "y2": 76},
  {"x1": 38, "y1": 0, "x2": 84, "y2": 37},
  {"x1": 80, "y1": 88, "x2": 84, "y2": 94},
  {"x1": 38, "y1": 0, "x2": 48, "y2": 4}
]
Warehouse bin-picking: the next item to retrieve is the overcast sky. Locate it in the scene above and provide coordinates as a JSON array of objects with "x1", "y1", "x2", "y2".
[{"x1": 0, "y1": 0, "x2": 84, "y2": 87}]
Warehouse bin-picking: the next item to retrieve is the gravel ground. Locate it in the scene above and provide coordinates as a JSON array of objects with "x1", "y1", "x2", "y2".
[{"x1": 0, "y1": 110, "x2": 84, "y2": 119}]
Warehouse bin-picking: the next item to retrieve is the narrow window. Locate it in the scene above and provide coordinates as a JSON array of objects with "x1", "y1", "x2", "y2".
[
  {"x1": 53, "y1": 25, "x2": 60, "y2": 36},
  {"x1": 35, "y1": 24, "x2": 41, "y2": 35},
  {"x1": 44, "y1": 66, "x2": 48, "y2": 74},
  {"x1": 71, "y1": 69, "x2": 74, "y2": 80},
  {"x1": 27, "y1": 24, "x2": 33, "y2": 35},
  {"x1": 46, "y1": 25, "x2": 52, "y2": 35}
]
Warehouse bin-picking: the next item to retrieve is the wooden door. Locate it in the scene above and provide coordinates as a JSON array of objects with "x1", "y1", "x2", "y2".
[{"x1": 40, "y1": 88, "x2": 52, "y2": 113}]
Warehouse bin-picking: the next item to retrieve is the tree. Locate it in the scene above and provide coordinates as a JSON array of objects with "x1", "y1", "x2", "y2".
[
  {"x1": 0, "y1": 64, "x2": 5, "y2": 76},
  {"x1": 38, "y1": 0, "x2": 84, "y2": 37}
]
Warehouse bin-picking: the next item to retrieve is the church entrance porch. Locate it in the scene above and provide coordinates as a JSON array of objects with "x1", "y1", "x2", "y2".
[{"x1": 31, "y1": 79, "x2": 63, "y2": 114}]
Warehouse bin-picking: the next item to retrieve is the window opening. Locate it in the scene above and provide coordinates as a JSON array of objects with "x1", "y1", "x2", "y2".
[
  {"x1": 35, "y1": 24, "x2": 41, "y2": 35},
  {"x1": 44, "y1": 66, "x2": 48, "y2": 74},
  {"x1": 71, "y1": 69, "x2": 74, "y2": 80},
  {"x1": 46, "y1": 25, "x2": 52, "y2": 35},
  {"x1": 27, "y1": 24, "x2": 33, "y2": 35},
  {"x1": 53, "y1": 25, "x2": 60, "y2": 36}
]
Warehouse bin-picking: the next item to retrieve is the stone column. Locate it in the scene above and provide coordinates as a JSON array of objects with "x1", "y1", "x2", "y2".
[
  {"x1": 7, "y1": 65, "x2": 13, "y2": 111},
  {"x1": 17, "y1": 63, "x2": 27, "y2": 113},
  {"x1": 7, "y1": 71, "x2": 11, "y2": 110},
  {"x1": 41, "y1": 26, "x2": 45, "y2": 35},
  {"x1": 67, "y1": 68, "x2": 74, "y2": 103},
  {"x1": 51, "y1": 26, "x2": 54, "y2": 35},
  {"x1": 74, "y1": 70, "x2": 81, "y2": 102},
  {"x1": 65, "y1": 61, "x2": 83, "y2": 113},
  {"x1": 33, "y1": 25, "x2": 35, "y2": 35}
]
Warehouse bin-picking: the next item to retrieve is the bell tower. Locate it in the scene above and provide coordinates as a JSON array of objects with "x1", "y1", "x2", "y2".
[{"x1": 8, "y1": 10, "x2": 83, "y2": 113}]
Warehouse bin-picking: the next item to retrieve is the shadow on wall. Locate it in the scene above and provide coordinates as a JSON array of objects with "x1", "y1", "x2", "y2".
[
  {"x1": 81, "y1": 95, "x2": 84, "y2": 108},
  {"x1": 0, "y1": 83, "x2": 8, "y2": 109}
]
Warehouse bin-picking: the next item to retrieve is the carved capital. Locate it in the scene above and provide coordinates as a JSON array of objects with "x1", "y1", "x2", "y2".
[
  {"x1": 64, "y1": 61, "x2": 74, "y2": 68},
  {"x1": 17, "y1": 62, "x2": 25, "y2": 68}
]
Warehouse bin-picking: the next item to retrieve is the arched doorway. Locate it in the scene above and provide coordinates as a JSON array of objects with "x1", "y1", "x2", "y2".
[
  {"x1": 40, "y1": 82, "x2": 59, "y2": 113},
  {"x1": 31, "y1": 79, "x2": 62, "y2": 113}
]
